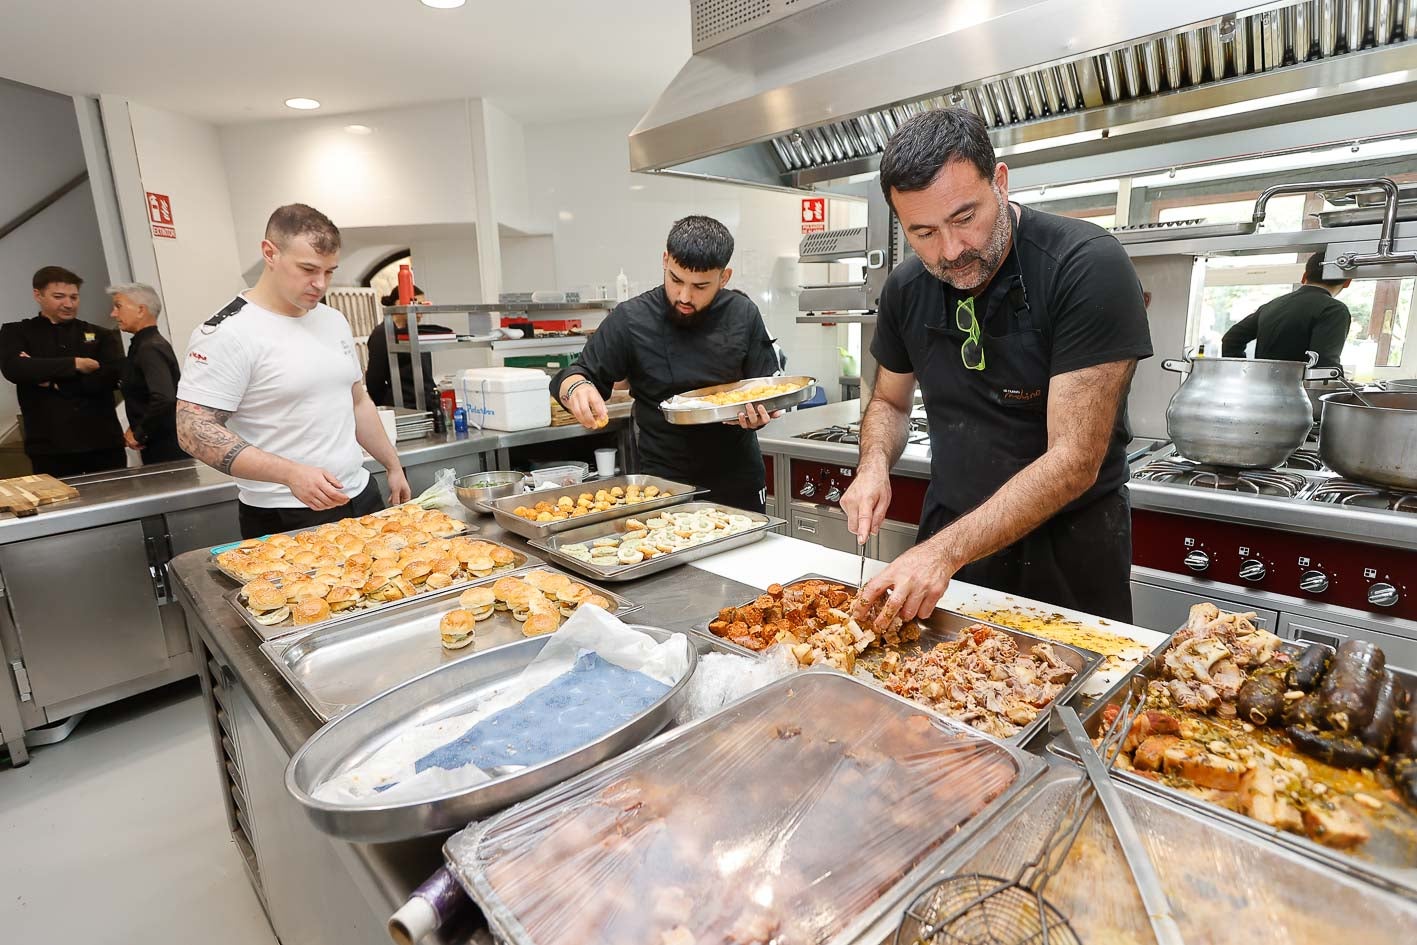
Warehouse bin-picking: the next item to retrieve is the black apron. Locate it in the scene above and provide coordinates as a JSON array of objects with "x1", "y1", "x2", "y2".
[{"x1": 915, "y1": 229, "x2": 1134, "y2": 622}]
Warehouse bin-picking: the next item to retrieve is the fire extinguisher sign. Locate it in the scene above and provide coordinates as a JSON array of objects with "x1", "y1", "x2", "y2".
[
  {"x1": 801, "y1": 197, "x2": 825, "y2": 234},
  {"x1": 147, "y1": 192, "x2": 176, "y2": 239}
]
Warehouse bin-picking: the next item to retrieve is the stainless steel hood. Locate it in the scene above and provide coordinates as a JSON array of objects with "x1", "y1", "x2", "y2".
[{"x1": 631, "y1": 0, "x2": 1417, "y2": 190}]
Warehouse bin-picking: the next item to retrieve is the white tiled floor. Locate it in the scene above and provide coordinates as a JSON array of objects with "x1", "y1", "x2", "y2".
[{"x1": 0, "y1": 680, "x2": 278, "y2": 945}]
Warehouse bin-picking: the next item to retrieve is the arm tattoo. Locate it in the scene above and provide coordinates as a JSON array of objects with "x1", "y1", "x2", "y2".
[{"x1": 176, "y1": 400, "x2": 253, "y2": 474}]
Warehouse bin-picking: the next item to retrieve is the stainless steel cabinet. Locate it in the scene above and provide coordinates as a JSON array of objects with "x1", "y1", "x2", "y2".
[
  {"x1": 1277, "y1": 613, "x2": 1417, "y2": 669},
  {"x1": 789, "y1": 503, "x2": 871, "y2": 556},
  {"x1": 1129, "y1": 580, "x2": 1279, "y2": 635},
  {"x1": 874, "y1": 519, "x2": 918, "y2": 563}
]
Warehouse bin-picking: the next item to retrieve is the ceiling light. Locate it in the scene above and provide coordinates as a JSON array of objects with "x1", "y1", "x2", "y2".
[
  {"x1": 284, "y1": 97, "x2": 321, "y2": 110},
  {"x1": 420, "y1": 0, "x2": 466, "y2": 7},
  {"x1": 344, "y1": 124, "x2": 374, "y2": 135}
]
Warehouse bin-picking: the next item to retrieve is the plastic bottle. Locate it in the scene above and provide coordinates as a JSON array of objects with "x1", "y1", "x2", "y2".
[
  {"x1": 615, "y1": 269, "x2": 630, "y2": 303},
  {"x1": 452, "y1": 406, "x2": 468, "y2": 438},
  {"x1": 1196, "y1": 343, "x2": 1208, "y2": 358},
  {"x1": 397, "y1": 264, "x2": 415, "y2": 306}
]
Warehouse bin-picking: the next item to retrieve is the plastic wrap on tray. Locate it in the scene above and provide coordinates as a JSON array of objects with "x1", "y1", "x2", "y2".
[
  {"x1": 932, "y1": 772, "x2": 1417, "y2": 945},
  {"x1": 447, "y1": 671, "x2": 1029, "y2": 945}
]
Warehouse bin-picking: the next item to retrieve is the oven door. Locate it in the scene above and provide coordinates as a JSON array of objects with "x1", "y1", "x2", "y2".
[
  {"x1": 1130, "y1": 580, "x2": 1280, "y2": 635},
  {"x1": 1277, "y1": 613, "x2": 1417, "y2": 668}
]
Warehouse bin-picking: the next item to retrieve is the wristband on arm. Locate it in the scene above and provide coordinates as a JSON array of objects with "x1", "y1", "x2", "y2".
[{"x1": 561, "y1": 378, "x2": 591, "y2": 403}]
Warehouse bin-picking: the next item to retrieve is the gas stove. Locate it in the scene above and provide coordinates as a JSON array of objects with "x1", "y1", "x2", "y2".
[
  {"x1": 1132, "y1": 458, "x2": 1309, "y2": 498},
  {"x1": 795, "y1": 416, "x2": 929, "y2": 447},
  {"x1": 1309, "y1": 478, "x2": 1417, "y2": 514}
]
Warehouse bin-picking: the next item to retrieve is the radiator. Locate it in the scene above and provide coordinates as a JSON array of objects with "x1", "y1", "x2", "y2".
[{"x1": 323, "y1": 287, "x2": 382, "y2": 372}]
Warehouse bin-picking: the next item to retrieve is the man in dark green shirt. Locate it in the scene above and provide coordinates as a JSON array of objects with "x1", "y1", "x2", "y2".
[{"x1": 1221, "y1": 251, "x2": 1352, "y2": 367}]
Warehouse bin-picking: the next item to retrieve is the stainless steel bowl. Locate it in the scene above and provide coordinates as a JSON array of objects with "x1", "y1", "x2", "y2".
[
  {"x1": 455, "y1": 471, "x2": 526, "y2": 514},
  {"x1": 1319, "y1": 391, "x2": 1417, "y2": 489}
]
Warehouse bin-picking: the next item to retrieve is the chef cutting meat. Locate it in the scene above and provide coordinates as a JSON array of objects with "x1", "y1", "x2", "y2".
[
  {"x1": 843, "y1": 109, "x2": 1152, "y2": 624},
  {"x1": 551, "y1": 216, "x2": 781, "y2": 512}
]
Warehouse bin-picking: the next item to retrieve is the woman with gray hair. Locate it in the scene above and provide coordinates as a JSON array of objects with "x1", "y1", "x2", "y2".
[{"x1": 108, "y1": 282, "x2": 187, "y2": 463}]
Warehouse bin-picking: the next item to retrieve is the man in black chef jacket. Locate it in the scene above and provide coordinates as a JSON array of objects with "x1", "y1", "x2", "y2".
[
  {"x1": 843, "y1": 110, "x2": 1152, "y2": 623},
  {"x1": 550, "y1": 216, "x2": 780, "y2": 512},
  {"x1": 108, "y1": 282, "x2": 187, "y2": 464},
  {"x1": 1221, "y1": 251, "x2": 1352, "y2": 367},
  {"x1": 0, "y1": 266, "x2": 125, "y2": 477}
]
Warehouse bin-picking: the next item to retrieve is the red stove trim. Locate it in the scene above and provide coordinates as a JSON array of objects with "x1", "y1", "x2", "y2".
[
  {"x1": 764, "y1": 454, "x2": 774, "y2": 497},
  {"x1": 1132, "y1": 508, "x2": 1416, "y2": 622},
  {"x1": 789, "y1": 458, "x2": 928, "y2": 526}
]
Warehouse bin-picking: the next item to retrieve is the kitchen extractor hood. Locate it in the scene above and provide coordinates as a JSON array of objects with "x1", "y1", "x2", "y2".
[{"x1": 630, "y1": 0, "x2": 1417, "y2": 190}]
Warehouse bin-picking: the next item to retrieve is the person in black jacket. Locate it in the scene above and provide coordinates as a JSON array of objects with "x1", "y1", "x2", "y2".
[
  {"x1": 364, "y1": 285, "x2": 451, "y2": 408},
  {"x1": 1221, "y1": 251, "x2": 1352, "y2": 366},
  {"x1": 0, "y1": 266, "x2": 125, "y2": 477},
  {"x1": 108, "y1": 282, "x2": 187, "y2": 464},
  {"x1": 551, "y1": 216, "x2": 781, "y2": 512}
]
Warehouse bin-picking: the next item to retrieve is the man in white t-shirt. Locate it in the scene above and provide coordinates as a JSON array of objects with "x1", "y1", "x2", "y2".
[{"x1": 176, "y1": 203, "x2": 411, "y2": 538}]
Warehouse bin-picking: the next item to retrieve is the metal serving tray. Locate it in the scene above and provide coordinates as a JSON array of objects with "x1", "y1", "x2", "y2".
[
  {"x1": 529, "y1": 501, "x2": 781, "y2": 582},
  {"x1": 227, "y1": 545, "x2": 540, "y2": 642},
  {"x1": 443, "y1": 669, "x2": 1042, "y2": 945},
  {"x1": 1316, "y1": 204, "x2": 1417, "y2": 228},
  {"x1": 260, "y1": 572, "x2": 639, "y2": 721},
  {"x1": 284, "y1": 623, "x2": 696, "y2": 842},
  {"x1": 692, "y1": 574, "x2": 1102, "y2": 747},
  {"x1": 485, "y1": 475, "x2": 702, "y2": 540},
  {"x1": 1054, "y1": 636, "x2": 1417, "y2": 898},
  {"x1": 1108, "y1": 220, "x2": 1258, "y2": 244},
  {"x1": 659, "y1": 374, "x2": 815, "y2": 425}
]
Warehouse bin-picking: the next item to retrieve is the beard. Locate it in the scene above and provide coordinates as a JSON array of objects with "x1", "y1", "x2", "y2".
[{"x1": 922, "y1": 186, "x2": 1012, "y2": 292}]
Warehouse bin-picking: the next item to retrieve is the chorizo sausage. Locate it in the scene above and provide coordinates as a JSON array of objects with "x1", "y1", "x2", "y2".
[{"x1": 1286, "y1": 725, "x2": 1383, "y2": 770}]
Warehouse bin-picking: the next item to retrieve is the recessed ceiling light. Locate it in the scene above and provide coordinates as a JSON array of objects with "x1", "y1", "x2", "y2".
[
  {"x1": 344, "y1": 124, "x2": 374, "y2": 135},
  {"x1": 284, "y1": 97, "x2": 321, "y2": 110},
  {"x1": 420, "y1": 0, "x2": 466, "y2": 8}
]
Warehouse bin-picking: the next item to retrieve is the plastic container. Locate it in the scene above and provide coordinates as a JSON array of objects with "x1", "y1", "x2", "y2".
[
  {"x1": 459, "y1": 368, "x2": 552, "y2": 432},
  {"x1": 528, "y1": 463, "x2": 589, "y2": 488},
  {"x1": 614, "y1": 269, "x2": 630, "y2": 303}
]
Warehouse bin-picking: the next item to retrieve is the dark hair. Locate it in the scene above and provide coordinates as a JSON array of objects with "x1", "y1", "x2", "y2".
[
  {"x1": 1304, "y1": 250, "x2": 1347, "y2": 288},
  {"x1": 33, "y1": 266, "x2": 83, "y2": 291},
  {"x1": 381, "y1": 285, "x2": 424, "y2": 306},
  {"x1": 879, "y1": 108, "x2": 996, "y2": 207},
  {"x1": 265, "y1": 203, "x2": 341, "y2": 255},
  {"x1": 666, "y1": 215, "x2": 734, "y2": 271}
]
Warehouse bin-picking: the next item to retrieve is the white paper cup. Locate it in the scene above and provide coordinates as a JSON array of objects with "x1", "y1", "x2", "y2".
[{"x1": 594, "y1": 448, "x2": 616, "y2": 478}]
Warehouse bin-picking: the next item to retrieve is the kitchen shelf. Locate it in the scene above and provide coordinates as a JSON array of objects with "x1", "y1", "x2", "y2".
[
  {"x1": 796, "y1": 313, "x2": 878, "y2": 324},
  {"x1": 383, "y1": 301, "x2": 614, "y2": 316},
  {"x1": 488, "y1": 337, "x2": 589, "y2": 354},
  {"x1": 1120, "y1": 220, "x2": 1416, "y2": 258}
]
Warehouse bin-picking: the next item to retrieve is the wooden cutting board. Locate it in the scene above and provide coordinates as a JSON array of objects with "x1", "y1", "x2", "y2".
[{"x1": 0, "y1": 474, "x2": 79, "y2": 517}]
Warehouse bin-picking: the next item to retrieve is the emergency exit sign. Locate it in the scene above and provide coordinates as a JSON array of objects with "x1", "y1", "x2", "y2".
[
  {"x1": 801, "y1": 197, "x2": 825, "y2": 234},
  {"x1": 147, "y1": 192, "x2": 176, "y2": 239}
]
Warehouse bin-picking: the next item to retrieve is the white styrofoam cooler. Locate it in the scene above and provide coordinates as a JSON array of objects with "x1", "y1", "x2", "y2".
[{"x1": 458, "y1": 367, "x2": 551, "y2": 431}]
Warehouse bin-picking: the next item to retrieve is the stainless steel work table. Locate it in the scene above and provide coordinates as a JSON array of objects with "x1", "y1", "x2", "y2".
[{"x1": 170, "y1": 519, "x2": 761, "y2": 945}]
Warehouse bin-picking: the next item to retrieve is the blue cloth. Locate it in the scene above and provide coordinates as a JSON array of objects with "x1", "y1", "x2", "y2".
[{"x1": 413, "y1": 652, "x2": 669, "y2": 775}]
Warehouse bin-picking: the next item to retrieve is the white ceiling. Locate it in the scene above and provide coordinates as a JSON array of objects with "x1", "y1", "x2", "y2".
[{"x1": 3, "y1": 0, "x2": 691, "y2": 126}]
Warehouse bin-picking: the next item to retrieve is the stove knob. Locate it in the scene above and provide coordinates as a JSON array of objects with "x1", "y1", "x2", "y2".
[
  {"x1": 1239, "y1": 559, "x2": 1267, "y2": 582},
  {"x1": 824, "y1": 485, "x2": 842, "y2": 503},
  {"x1": 1183, "y1": 550, "x2": 1210, "y2": 572},
  {"x1": 800, "y1": 479, "x2": 816, "y2": 498},
  {"x1": 1300, "y1": 570, "x2": 1330, "y2": 594},
  {"x1": 1368, "y1": 583, "x2": 1400, "y2": 608}
]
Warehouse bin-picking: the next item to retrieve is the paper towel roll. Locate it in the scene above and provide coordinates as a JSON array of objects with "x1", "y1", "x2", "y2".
[{"x1": 377, "y1": 407, "x2": 398, "y2": 444}]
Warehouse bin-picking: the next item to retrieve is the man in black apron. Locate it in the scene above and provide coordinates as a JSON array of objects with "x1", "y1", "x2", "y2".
[
  {"x1": 551, "y1": 216, "x2": 780, "y2": 512},
  {"x1": 844, "y1": 109, "x2": 1151, "y2": 623}
]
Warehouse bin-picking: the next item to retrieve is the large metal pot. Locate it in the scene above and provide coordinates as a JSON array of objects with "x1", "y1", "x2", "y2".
[
  {"x1": 1164, "y1": 356, "x2": 1329, "y2": 467},
  {"x1": 1318, "y1": 391, "x2": 1417, "y2": 489}
]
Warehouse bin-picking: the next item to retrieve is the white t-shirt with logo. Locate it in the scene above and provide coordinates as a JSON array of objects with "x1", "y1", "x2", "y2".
[{"x1": 177, "y1": 295, "x2": 370, "y2": 508}]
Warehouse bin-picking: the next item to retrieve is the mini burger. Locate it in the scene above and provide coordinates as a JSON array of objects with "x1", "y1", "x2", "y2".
[
  {"x1": 466, "y1": 554, "x2": 496, "y2": 577},
  {"x1": 440, "y1": 609, "x2": 478, "y2": 649},
  {"x1": 458, "y1": 586, "x2": 497, "y2": 621},
  {"x1": 244, "y1": 584, "x2": 291, "y2": 626},
  {"x1": 402, "y1": 560, "x2": 433, "y2": 586},
  {"x1": 425, "y1": 572, "x2": 454, "y2": 590},
  {"x1": 325, "y1": 585, "x2": 361, "y2": 612},
  {"x1": 292, "y1": 597, "x2": 333, "y2": 626}
]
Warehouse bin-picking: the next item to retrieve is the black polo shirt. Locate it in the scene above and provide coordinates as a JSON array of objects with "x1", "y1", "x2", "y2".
[
  {"x1": 1220, "y1": 284, "x2": 1351, "y2": 367},
  {"x1": 871, "y1": 204, "x2": 1153, "y2": 520}
]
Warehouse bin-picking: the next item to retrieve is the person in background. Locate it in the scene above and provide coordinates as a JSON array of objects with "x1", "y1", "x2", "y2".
[
  {"x1": 1221, "y1": 251, "x2": 1352, "y2": 367},
  {"x1": 176, "y1": 203, "x2": 411, "y2": 539},
  {"x1": 550, "y1": 216, "x2": 781, "y2": 512},
  {"x1": 107, "y1": 282, "x2": 187, "y2": 464},
  {"x1": 0, "y1": 266, "x2": 125, "y2": 477},
  {"x1": 364, "y1": 284, "x2": 452, "y2": 408}
]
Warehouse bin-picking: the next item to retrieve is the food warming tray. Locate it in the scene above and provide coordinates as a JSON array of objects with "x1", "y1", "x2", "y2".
[
  {"x1": 284, "y1": 623, "x2": 695, "y2": 842},
  {"x1": 442, "y1": 670, "x2": 1042, "y2": 945},
  {"x1": 659, "y1": 374, "x2": 816, "y2": 425},
  {"x1": 865, "y1": 766, "x2": 1417, "y2": 945},
  {"x1": 1053, "y1": 637, "x2": 1417, "y2": 898},
  {"x1": 485, "y1": 475, "x2": 702, "y2": 540},
  {"x1": 692, "y1": 574, "x2": 1102, "y2": 747},
  {"x1": 209, "y1": 514, "x2": 473, "y2": 583},
  {"x1": 227, "y1": 545, "x2": 540, "y2": 641},
  {"x1": 528, "y1": 501, "x2": 781, "y2": 582},
  {"x1": 259, "y1": 572, "x2": 640, "y2": 720}
]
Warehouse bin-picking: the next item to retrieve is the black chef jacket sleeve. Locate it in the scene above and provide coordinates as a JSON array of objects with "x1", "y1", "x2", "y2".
[
  {"x1": 1221, "y1": 310, "x2": 1260, "y2": 358},
  {"x1": 1310, "y1": 301, "x2": 1352, "y2": 368},
  {"x1": 1048, "y1": 236, "x2": 1153, "y2": 376},
  {"x1": 552, "y1": 310, "x2": 632, "y2": 404},
  {"x1": 744, "y1": 313, "x2": 780, "y2": 378},
  {"x1": 869, "y1": 270, "x2": 916, "y2": 375},
  {"x1": 72, "y1": 327, "x2": 124, "y2": 396},
  {"x1": 132, "y1": 342, "x2": 178, "y2": 444},
  {"x1": 0, "y1": 324, "x2": 79, "y2": 384},
  {"x1": 364, "y1": 326, "x2": 392, "y2": 405}
]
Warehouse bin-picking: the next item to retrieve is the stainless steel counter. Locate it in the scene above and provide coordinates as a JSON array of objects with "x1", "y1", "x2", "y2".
[
  {"x1": 170, "y1": 518, "x2": 762, "y2": 945},
  {"x1": 756, "y1": 400, "x2": 932, "y2": 477}
]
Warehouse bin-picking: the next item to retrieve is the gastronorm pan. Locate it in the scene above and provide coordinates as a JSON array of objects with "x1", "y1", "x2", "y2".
[
  {"x1": 659, "y1": 374, "x2": 816, "y2": 425},
  {"x1": 485, "y1": 475, "x2": 702, "y2": 540}
]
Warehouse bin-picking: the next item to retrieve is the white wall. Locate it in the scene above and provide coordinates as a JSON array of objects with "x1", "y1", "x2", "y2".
[{"x1": 125, "y1": 101, "x2": 245, "y2": 345}]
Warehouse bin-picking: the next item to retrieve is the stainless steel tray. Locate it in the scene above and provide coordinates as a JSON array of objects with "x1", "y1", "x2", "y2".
[
  {"x1": 659, "y1": 374, "x2": 815, "y2": 425},
  {"x1": 227, "y1": 545, "x2": 539, "y2": 642},
  {"x1": 443, "y1": 669, "x2": 1043, "y2": 945},
  {"x1": 1109, "y1": 220, "x2": 1258, "y2": 244},
  {"x1": 285, "y1": 623, "x2": 696, "y2": 842},
  {"x1": 691, "y1": 574, "x2": 1101, "y2": 747},
  {"x1": 1316, "y1": 204, "x2": 1417, "y2": 227},
  {"x1": 485, "y1": 475, "x2": 702, "y2": 540},
  {"x1": 863, "y1": 764, "x2": 1417, "y2": 945},
  {"x1": 528, "y1": 501, "x2": 781, "y2": 582},
  {"x1": 1053, "y1": 636, "x2": 1417, "y2": 898},
  {"x1": 260, "y1": 572, "x2": 641, "y2": 720}
]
